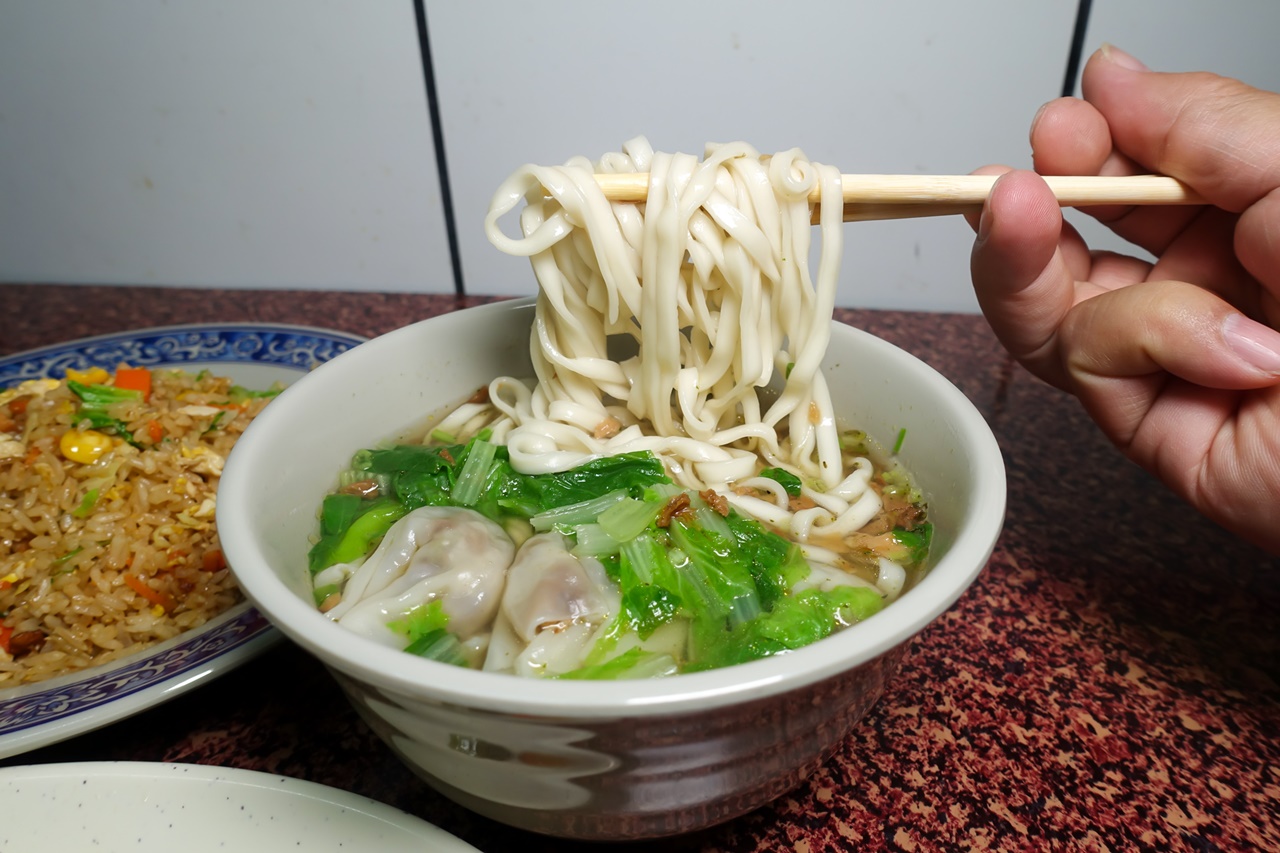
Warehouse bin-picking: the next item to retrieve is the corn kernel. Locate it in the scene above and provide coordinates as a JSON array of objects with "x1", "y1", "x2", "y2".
[
  {"x1": 150, "y1": 604, "x2": 166, "y2": 617},
  {"x1": 65, "y1": 367, "x2": 110, "y2": 385},
  {"x1": 59, "y1": 429, "x2": 113, "y2": 464}
]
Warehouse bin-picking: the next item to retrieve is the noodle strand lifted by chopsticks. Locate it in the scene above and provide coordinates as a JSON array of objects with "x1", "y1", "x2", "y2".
[{"x1": 482, "y1": 137, "x2": 875, "y2": 540}]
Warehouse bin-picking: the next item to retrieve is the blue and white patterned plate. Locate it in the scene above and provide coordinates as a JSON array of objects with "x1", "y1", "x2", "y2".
[{"x1": 0, "y1": 323, "x2": 366, "y2": 759}]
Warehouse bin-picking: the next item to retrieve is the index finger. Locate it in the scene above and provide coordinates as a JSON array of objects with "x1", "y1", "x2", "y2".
[{"x1": 1082, "y1": 45, "x2": 1280, "y2": 212}]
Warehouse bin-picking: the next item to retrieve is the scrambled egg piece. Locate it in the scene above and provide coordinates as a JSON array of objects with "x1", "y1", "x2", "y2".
[
  {"x1": 0, "y1": 378, "x2": 62, "y2": 459},
  {"x1": 0, "y1": 378, "x2": 60, "y2": 410},
  {"x1": 179, "y1": 444, "x2": 225, "y2": 477}
]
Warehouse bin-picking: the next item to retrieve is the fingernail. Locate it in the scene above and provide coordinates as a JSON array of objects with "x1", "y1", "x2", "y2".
[
  {"x1": 1100, "y1": 43, "x2": 1149, "y2": 72},
  {"x1": 976, "y1": 203, "x2": 994, "y2": 243},
  {"x1": 1030, "y1": 103, "x2": 1048, "y2": 145},
  {"x1": 1224, "y1": 313, "x2": 1280, "y2": 374}
]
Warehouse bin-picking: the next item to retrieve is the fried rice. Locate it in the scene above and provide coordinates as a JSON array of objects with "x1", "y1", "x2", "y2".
[{"x1": 0, "y1": 365, "x2": 277, "y2": 686}]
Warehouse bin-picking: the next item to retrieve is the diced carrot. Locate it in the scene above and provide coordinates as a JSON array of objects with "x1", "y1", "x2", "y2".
[
  {"x1": 124, "y1": 573, "x2": 174, "y2": 612},
  {"x1": 146, "y1": 419, "x2": 164, "y2": 443},
  {"x1": 201, "y1": 549, "x2": 226, "y2": 572},
  {"x1": 114, "y1": 366, "x2": 153, "y2": 401},
  {"x1": 0, "y1": 624, "x2": 13, "y2": 655},
  {"x1": 23, "y1": 445, "x2": 41, "y2": 465},
  {"x1": 8, "y1": 397, "x2": 29, "y2": 416}
]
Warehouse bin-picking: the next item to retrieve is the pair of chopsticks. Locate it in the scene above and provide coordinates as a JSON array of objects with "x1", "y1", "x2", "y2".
[{"x1": 592, "y1": 173, "x2": 1204, "y2": 222}]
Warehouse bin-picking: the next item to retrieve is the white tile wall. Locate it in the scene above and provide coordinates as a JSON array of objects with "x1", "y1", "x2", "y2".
[
  {"x1": 0, "y1": 0, "x2": 454, "y2": 294},
  {"x1": 1064, "y1": 0, "x2": 1280, "y2": 262},
  {"x1": 3, "y1": 2, "x2": 1275, "y2": 311},
  {"x1": 426, "y1": 0, "x2": 1079, "y2": 311}
]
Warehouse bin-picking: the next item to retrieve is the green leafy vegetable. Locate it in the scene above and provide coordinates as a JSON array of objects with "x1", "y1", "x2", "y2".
[
  {"x1": 452, "y1": 437, "x2": 498, "y2": 506},
  {"x1": 597, "y1": 495, "x2": 662, "y2": 541},
  {"x1": 559, "y1": 648, "x2": 679, "y2": 680},
  {"x1": 666, "y1": 518, "x2": 761, "y2": 626},
  {"x1": 387, "y1": 599, "x2": 450, "y2": 642},
  {"x1": 354, "y1": 445, "x2": 460, "y2": 509},
  {"x1": 312, "y1": 430, "x2": 918, "y2": 679},
  {"x1": 307, "y1": 496, "x2": 407, "y2": 573},
  {"x1": 531, "y1": 490, "x2": 629, "y2": 532},
  {"x1": 891, "y1": 523, "x2": 933, "y2": 564},
  {"x1": 228, "y1": 385, "x2": 283, "y2": 404},
  {"x1": 67, "y1": 381, "x2": 141, "y2": 441},
  {"x1": 313, "y1": 583, "x2": 340, "y2": 606},
  {"x1": 758, "y1": 467, "x2": 802, "y2": 497},
  {"x1": 403, "y1": 629, "x2": 470, "y2": 666},
  {"x1": 688, "y1": 585, "x2": 884, "y2": 672},
  {"x1": 386, "y1": 600, "x2": 470, "y2": 665}
]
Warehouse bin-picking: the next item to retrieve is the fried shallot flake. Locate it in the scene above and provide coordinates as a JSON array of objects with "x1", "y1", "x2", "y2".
[
  {"x1": 700, "y1": 488, "x2": 730, "y2": 517},
  {"x1": 655, "y1": 492, "x2": 692, "y2": 528}
]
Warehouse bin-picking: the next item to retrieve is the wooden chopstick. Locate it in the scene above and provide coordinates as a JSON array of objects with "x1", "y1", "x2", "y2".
[{"x1": 590, "y1": 173, "x2": 1204, "y2": 222}]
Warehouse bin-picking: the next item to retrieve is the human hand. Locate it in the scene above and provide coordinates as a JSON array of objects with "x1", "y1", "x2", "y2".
[{"x1": 968, "y1": 45, "x2": 1280, "y2": 553}]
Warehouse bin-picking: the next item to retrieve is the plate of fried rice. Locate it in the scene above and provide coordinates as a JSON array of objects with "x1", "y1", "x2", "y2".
[{"x1": 0, "y1": 323, "x2": 365, "y2": 758}]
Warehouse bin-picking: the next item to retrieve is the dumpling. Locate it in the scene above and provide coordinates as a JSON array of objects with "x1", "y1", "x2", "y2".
[
  {"x1": 483, "y1": 532, "x2": 619, "y2": 677},
  {"x1": 325, "y1": 506, "x2": 516, "y2": 650}
]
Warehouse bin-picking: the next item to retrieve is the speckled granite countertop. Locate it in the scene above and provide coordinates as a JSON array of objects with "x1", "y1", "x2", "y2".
[{"x1": 1, "y1": 283, "x2": 1277, "y2": 852}]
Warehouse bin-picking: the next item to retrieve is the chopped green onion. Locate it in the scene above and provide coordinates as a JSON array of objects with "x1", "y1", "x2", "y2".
[
  {"x1": 429, "y1": 428, "x2": 456, "y2": 444},
  {"x1": 892, "y1": 427, "x2": 907, "y2": 455},
  {"x1": 880, "y1": 465, "x2": 922, "y2": 502},
  {"x1": 72, "y1": 488, "x2": 100, "y2": 519},
  {"x1": 202, "y1": 410, "x2": 228, "y2": 434},
  {"x1": 839, "y1": 429, "x2": 869, "y2": 455},
  {"x1": 54, "y1": 546, "x2": 85, "y2": 565}
]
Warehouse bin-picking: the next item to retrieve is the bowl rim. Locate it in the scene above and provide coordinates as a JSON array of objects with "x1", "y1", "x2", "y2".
[{"x1": 220, "y1": 298, "x2": 1006, "y2": 718}]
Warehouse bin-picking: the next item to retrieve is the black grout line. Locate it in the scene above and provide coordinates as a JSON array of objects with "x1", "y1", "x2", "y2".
[
  {"x1": 413, "y1": 2, "x2": 1091, "y2": 300},
  {"x1": 1061, "y1": 0, "x2": 1094, "y2": 97},
  {"x1": 413, "y1": 0, "x2": 466, "y2": 297}
]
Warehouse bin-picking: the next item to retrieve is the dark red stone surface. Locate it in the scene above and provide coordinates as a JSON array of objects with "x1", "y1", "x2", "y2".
[{"x1": 2, "y1": 283, "x2": 1277, "y2": 852}]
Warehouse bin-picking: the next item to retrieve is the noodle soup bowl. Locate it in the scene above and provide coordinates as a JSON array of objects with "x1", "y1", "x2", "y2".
[{"x1": 219, "y1": 297, "x2": 1006, "y2": 840}]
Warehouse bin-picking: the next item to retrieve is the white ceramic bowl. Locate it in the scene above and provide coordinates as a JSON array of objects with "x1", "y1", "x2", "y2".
[{"x1": 218, "y1": 298, "x2": 1006, "y2": 840}]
